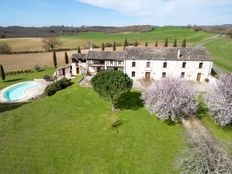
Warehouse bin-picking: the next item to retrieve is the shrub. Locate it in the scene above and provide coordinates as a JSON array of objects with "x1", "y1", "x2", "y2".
[
  {"x1": 44, "y1": 75, "x2": 52, "y2": 81},
  {"x1": 107, "y1": 116, "x2": 123, "y2": 128},
  {"x1": 205, "y1": 78, "x2": 209, "y2": 83},
  {"x1": 0, "y1": 43, "x2": 11, "y2": 54},
  {"x1": 55, "y1": 78, "x2": 72, "y2": 90},
  {"x1": 44, "y1": 78, "x2": 72, "y2": 96},
  {"x1": 34, "y1": 65, "x2": 43, "y2": 72},
  {"x1": 92, "y1": 43, "x2": 100, "y2": 48},
  {"x1": 105, "y1": 42, "x2": 113, "y2": 47},
  {"x1": 44, "y1": 84, "x2": 57, "y2": 96}
]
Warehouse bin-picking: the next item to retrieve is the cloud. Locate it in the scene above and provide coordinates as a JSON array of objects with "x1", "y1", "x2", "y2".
[{"x1": 77, "y1": 0, "x2": 232, "y2": 25}]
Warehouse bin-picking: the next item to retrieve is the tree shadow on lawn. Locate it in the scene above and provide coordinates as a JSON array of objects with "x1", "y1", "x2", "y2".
[
  {"x1": 4, "y1": 78, "x2": 25, "y2": 83},
  {"x1": 116, "y1": 91, "x2": 144, "y2": 110},
  {"x1": 0, "y1": 102, "x2": 28, "y2": 113}
]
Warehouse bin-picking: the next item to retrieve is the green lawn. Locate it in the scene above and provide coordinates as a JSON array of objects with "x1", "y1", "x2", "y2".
[
  {"x1": 0, "y1": 74, "x2": 184, "y2": 173},
  {"x1": 205, "y1": 37, "x2": 232, "y2": 72},
  {"x1": 197, "y1": 97, "x2": 232, "y2": 151},
  {"x1": 59, "y1": 26, "x2": 216, "y2": 48},
  {"x1": 0, "y1": 68, "x2": 54, "y2": 90}
]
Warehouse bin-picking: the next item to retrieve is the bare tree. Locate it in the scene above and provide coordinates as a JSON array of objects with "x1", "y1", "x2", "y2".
[
  {"x1": 205, "y1": 73, "x2": 232, "y2": 127},
  {"x1": 42, "y1": 35, "x2": 63, "y2": 51},
  {"x1": 0, "y1": 42, "x2": 11, "y2": 54},
  {"x1": 141, "y1": 78, "x2": 198, "y2": 122}
]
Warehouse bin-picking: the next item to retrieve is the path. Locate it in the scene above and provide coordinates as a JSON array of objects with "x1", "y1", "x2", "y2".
[{"x1": 195, "y1": 34, "x2": 225, "y2": 74}]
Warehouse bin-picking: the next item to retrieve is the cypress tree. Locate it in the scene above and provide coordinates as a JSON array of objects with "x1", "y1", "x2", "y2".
[
  {"x1": 182, "y1": 39, "x2": 187, "y2": 47},
  {"x1": 77, "y1": 46, "x2": 81, "y2": 54},
  {"x1": 65, "y1": 52, "x2": 69, "y2": 64},
  {"x1": 155, "y1": 40, "x2": 158, "y2": 47},
  {"x1": 173, "y1": 38, "x2": 177, "y2": 47},
  {"x1": 53, "y1": 50, "x2": 57, "y2": 69},
  {"x1": 113, "y1": 42, "x2": 116, "y2": 51},
  {"x1": 145, "y1": 42, "x2": 148, "y2": 47},
  {"x1": 0, "y1": 64, "x2": 5, "y2": 81},
  {"x1": 102, "y1": 43, "x2": 105, "y2": 51},
  {"x1": 134, "y1": 41, "x2": 138, "y2": 47},
  {"x1": 164, "y1": 37, "x2": 168, "y2": 47},
  {"x1": 123, "y1": 38, "x2": 128, "y2": 50}
]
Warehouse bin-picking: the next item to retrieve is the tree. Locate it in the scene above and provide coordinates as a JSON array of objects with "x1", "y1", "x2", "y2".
[
  {"x1": 141, "y1": 78, "x2": 198, "y2": 122},
  {"x1": 182, "y1": 39, "x2": 187, "y2": 47},
  {"x1": 113, "y1": 42, "x2": 116, "y2": 51},
  {"x1": 164, "y1": 37, "x2": 168, "y2": 47},
  {"x1": 77, "y1": 46, "x2": 81, "y2": 54},
  {"x1": 134, "y1": 40, "x2": 138, "y2": 47},
  {"x1": 227, "y1": 30, "x2": 232, "y2": 39},
  {"x1": 91, "y1": 70, "x2": 133, "y2": 111},
  {"x1": 64, "y1": 52, "x2": 69, "y2": 64},
  {"x1": 173, "y1": 38, "x2": 177, "y2": 47},
  {"x1": 101, "y1": 43, "x2": 105, "y2": 51},
  {"x1": 145, "y1": 42, "x2": 148, "y2": 47},
  {"x1": 42, "y1": 35, "x2": 63, "y2": 51},
  {"x1": 0, "y1": 64, "x2": 5, "y2": 81},
  {"x1": 205, "y1": 73, "x2": 232, "y2": 127},
  {"x1": 180, "y1": 135, "x2": 232, "y2": 173},
  {"x1": 0, "y1": 43, "x2": 12, "y2": 54},
  {"x1": 53, "y1": 50, "x2": 57, "y2": 68},
  {"x1": 123, "y1": 38, "x2": 128, "y2": 50},
  {"x1": 155, "y1": 40, "x2": 158, "y2": 47}
]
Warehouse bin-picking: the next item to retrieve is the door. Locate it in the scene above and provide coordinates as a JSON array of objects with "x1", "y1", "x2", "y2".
[
  {"x1": 196, "y1": 73, "x2": 201, "y2": 81},
  {"x1": 76, "y1": 68, "x2": 79, "y2": 74},
  {"x1": 145, "y1": 72, "x2": 151, "y2": 80},
  {"x1": 62, "y1": 68, "x2": 65, "y2": 76}
]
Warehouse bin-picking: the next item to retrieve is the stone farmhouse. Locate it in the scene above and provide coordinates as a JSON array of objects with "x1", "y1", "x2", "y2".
[{"x1": 62, "y1": 47, "x2": 213, "y2": 82}]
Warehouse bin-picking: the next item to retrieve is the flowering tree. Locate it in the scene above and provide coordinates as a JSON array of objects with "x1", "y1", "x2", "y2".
[
  {"x1": 205, "y1": 73, "x2": 232, "y2": 127},
  {"x1": 141, "y1": 78, "x2": 198, "y2": 122}
]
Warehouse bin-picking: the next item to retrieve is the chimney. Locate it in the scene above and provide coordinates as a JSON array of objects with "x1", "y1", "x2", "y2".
[{"x1": 177, "y1": 50, "x2": 181, "y2": 59}]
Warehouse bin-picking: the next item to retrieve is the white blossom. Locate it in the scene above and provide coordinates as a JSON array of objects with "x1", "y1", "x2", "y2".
[
  {"x1": 205, "y1": 73, "x2": 232, "y2": 127},
  {"x1": 141, "y1": 78, "x2": 198, "y2": 121}
]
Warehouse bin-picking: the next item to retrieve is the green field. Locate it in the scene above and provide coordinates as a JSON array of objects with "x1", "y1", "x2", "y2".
[
  {"x1": 0, "y1": 71, "x2": 184, "y2": 174},
  {"x1": 205, "y1": 38, "x2": 232, "y2": 72},
  {"x1": 59, "y1": 27, "x2": 216, "y2": 49},
  {"x1": 0, "y1": 27, "x2": 216, "y2": 52}
]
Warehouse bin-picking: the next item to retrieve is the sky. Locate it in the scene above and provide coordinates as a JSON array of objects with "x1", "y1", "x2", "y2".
[{"x1": 0, "y1": 0, "x2": 232, "y2": 27}]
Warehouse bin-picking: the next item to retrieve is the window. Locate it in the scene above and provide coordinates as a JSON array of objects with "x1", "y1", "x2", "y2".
[
  {"x1": 163, "y1": 62, "x2": 167, "y2": 68},
  {"x1": 199, "y1": 62, "x2": 203, "y2": 69},
  {"x1": 132, "y1": 71, "x2": 136, "y2": 77},
  {"x1": 132, "y1": 62, "x2": 136, "y2": 67},
  {"x1": 162, "y1": 72, "x2": 166, "y2": 78},
  {"x1": 110, "y1": 60, "x2": 113, "y2": 65},
  {"x1": 146, "y1": 62, "x2": 151, "y2": 68},
  {"x1": 182, "y1": 62, "x2": 186, "y2": 68},
  {"x1": 181, "y1": 72, "x2": 185, "y2": 78}
]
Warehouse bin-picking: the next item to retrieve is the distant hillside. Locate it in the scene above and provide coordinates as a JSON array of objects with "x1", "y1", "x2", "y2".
[
  {"x1": 0, "y1": 25, "x2": 154, "y2": 38},
  {"x1": 189, "y1": 24, "x2": 232, "y2": 34}
]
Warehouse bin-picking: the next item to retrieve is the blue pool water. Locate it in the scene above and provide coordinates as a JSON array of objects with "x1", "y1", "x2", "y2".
[{"x1": 3, "y1": 81, "x2": 38, "y2": 101}]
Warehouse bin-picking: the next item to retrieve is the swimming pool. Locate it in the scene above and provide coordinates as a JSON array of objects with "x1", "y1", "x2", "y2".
[{"x1": 3, "y1": 81, "x2": 38, "y2": 101}]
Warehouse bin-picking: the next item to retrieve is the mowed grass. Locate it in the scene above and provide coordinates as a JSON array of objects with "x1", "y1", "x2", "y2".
[
  {"x1": 205, "y1": 37, "x2": 232, "y2": 72},
  {"x1": 197, "y1": 97, "x2": 232, "y2": 149},
  {"x1": 0, "y1": 27, "x2": 215, "y2": 52},
  {"x1": 0, "y1": 75, "x2": 185, "y2": 173},
  {"x1": 0, "y1": 68, "x2": 54, "y2": 90}
]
